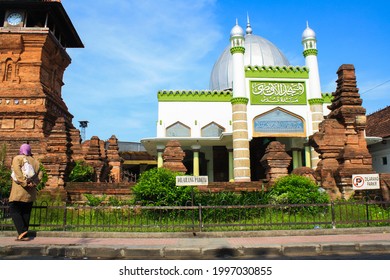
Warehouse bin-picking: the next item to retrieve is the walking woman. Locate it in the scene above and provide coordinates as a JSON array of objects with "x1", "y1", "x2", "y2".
[{"x1": 9, "y1": 144, "x2": 42, "y2": 241}]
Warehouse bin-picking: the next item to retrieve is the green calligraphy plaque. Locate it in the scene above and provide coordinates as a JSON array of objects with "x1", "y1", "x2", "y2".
[{"x1": 250, "y1": 81, "x2": 307, "y2": 105}]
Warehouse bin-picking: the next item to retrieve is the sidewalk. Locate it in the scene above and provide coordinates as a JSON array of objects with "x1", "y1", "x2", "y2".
[{"x1": 1, "y1": 227, "x2": 390, "y2": 259}]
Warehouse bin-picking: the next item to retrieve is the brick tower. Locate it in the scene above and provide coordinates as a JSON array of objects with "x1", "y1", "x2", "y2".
[{"x1": 0, "y1": 1, "x2": 83, "y2": 194}]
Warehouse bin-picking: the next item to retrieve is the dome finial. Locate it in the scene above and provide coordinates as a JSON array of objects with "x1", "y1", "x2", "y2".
[
  {"x1": 302, "y1": 21, "x2": 316, "y2": 40},
  {"x1": 246, "y1": 13, "x2": 253, "y2": 35},
  {"x1": 230, "y1": 18, "x2": 244, "y2": 37}
]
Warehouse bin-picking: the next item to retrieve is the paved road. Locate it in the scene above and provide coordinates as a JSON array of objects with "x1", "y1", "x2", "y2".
[{"x1": 1, "y1": 227, "x2": 390, "y2": 260}]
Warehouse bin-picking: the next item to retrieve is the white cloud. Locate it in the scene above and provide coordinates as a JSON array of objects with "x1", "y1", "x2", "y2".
[{"x1": 62, "y1": 0, "x2": 221, "y2": 141}]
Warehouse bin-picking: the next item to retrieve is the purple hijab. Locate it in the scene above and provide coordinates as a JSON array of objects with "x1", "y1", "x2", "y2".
[{"x1": 19, "y1": 144, "x2": 32, "y2": 156}]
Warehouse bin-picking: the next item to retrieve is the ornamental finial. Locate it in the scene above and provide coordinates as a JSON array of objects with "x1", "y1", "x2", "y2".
[{"x1": 246, "y1": 13, "x2": 252, "y2": 35}]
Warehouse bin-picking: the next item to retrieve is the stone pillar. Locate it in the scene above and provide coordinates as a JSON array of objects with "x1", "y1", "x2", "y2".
[
  {"x1": 260, "y1": 141, "x2": 292, "y2": 185},
  {"x1": 292, "y1": 149, "x2": 300, "y2": 169},
  {"x1": 304, "y1": 144, "x2": 312, "y2": 168},
  {"x1": 191, "y1": 144, "x2": 201, "y2": 176},
  {"x1": 162, "y1": 140, "x2": 187, "y2": 173},
  {"x1": 231, "y1": 98, "x2": 251, "y2": 182},
  {"x1": 227, "y1": 146, "x2": 234, "y2": 182},
  {"x1": 156, "y1": 144, "x2": 165, "y2": 168}
]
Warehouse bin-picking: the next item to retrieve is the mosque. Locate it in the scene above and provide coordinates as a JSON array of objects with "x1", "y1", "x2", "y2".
[{"x1": 141, "y1": 18, "x2": 332, "y2": 182}]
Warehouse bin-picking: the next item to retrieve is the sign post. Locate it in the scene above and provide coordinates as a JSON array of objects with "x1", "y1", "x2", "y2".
[
  {"x1": 352, "y1": 174, "x2": 380, "y2": 227},
  {"x1": 175, "y1": 176, "x2": 208, "y2": 234},
  {"x1": 352, "y1": 174, "x2": 380, "y2": 190}
]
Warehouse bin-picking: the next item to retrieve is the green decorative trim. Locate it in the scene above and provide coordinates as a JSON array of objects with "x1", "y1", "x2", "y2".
[
  {"x1": 231, "y1": 97, "x2": 248, "y2": 105},
  {"x1": 158, "y1": 90, "x2": 232, "y2": 102},
  {"x1": 303, "y1": 49, "x2": 318, "y2": 57},
  {"x1": 322, "y1": 92, "x2": 333, "y2": 103},
  {"x1": 230, "y1": 46, "x2": 245, "y2": 54},
  {"x1": 308, "y1": 98, "x2": 324, "y2": 105},
  {"x1": 245, "y1": 65, "x2": 309, "y2": 78}
]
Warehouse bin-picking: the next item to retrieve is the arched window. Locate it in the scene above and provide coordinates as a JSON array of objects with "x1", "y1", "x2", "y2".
[
  {"x1": 6, "y1": 63, "x2": 12, "y2": 81},
  {"x1": 253, "y1": 108, "x2": 305, "y2": 137},
  {"x1": 201, "y1": 122, "x2": 225, "y2": 137},
  {"x1": 166, "y1": 122, "x2": 191, "y2": 137}
]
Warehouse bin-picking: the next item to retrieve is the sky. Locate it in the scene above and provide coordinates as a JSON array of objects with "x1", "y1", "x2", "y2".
[{"x1": 60, "y1": 0, "x2": 390, "y2": 143}]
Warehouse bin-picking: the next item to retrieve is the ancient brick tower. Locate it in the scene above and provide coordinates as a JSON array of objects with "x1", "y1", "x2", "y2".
[
  {"x1": 309, "y1": 64, "x2": 374, "y2": 199},
  {"x1": 0, "y1": 1, "x2": 84, "y2": 195}
]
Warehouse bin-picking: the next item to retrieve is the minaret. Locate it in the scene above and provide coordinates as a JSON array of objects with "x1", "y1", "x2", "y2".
[
  {"x1": 302, "y1": 22, "x2": 322, "y2": 169},
  {"x1": 230, "y1": 20, "x2": 251, "y2": 182},
  {"x1": 302, "y1": 22, "x2": 322, "y2": 100}
]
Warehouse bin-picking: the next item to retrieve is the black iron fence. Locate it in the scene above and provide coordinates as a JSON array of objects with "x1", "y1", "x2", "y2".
[{"x1": 1, "y1": 199, "x2": 390, "y2": 232}]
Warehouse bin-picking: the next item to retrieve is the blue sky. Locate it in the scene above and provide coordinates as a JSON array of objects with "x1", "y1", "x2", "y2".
[{"x1": 61, "y1": 0, "x2": 390, "y2": 142}]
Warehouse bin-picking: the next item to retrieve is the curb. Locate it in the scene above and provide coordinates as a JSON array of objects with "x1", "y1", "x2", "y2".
[
  {"x1": 1, "y1": 242, "x2": 389, "y2": 259},
  {"x1": 1, "y1": 226, "x2": 389, "y2": 239}
]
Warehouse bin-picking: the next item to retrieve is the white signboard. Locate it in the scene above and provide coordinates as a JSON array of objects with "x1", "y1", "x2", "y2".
[
  {"x1": 352, "y1": 174, "x2": 380, "y2": 190},
  {"x1": 176, "y1": 176, "x2": 208, "y2": 186}
]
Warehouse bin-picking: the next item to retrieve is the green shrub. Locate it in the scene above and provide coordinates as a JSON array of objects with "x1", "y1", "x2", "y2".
[
  {"x1": 0, "y1": 144, "x2": 11, "y2": 199},
  {"x1": 132, "y1": 168, "x2": 193, "y2": 206},
  {"x1": 68, "y1": 160, "x2": 94, "y2": 182},
  {"x1": 36, "y1": 164, "x2": 48, "y2": 192},
  {"x1": 0, "y1": 165, "x2": 11, "y2": 199},
  {"x1": 266, "y1": 174, "x2": 329, "y2": 213},
  {"x1": 84, "y1": 193, "x2": 106, "y2": 206}
]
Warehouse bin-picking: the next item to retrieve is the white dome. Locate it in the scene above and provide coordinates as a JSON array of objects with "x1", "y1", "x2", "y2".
[
  {"x1": 209, "y1": 33, "x2": 290, "y2": 91},
  {"x1": 302, "y1": 24, "x2": 316, "y2": 40},
  {"x1": 230, "y1": 23, "x2": 244, "y2": 37}
]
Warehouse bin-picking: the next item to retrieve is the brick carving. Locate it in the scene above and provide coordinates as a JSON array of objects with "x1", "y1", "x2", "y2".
[
  {"x1": 260, "y1": 141, "x2": 292, "y2": 185},
  {"x1": 162, "y1": 140, "x2": 187, "y2": 173},
  {"x1": 106, "y1": 135, "x2": 123, "y2": 182},
  {"x1": 83, "y1": 136, "x2": 109, "y2": 182},
  {"x1": 309, "y1": 64, "x2": 374, "y2": 199}
]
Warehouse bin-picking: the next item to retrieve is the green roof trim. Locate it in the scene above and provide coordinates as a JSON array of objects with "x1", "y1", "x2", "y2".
[
  {"x1": 308, "y1": 93, "x2": 334, "y2": 105},
  {"x1": 245, "y1": 65, "x2": 309, "y2": 78},
  {"x1": 308, "y1": 98, "x2": 324, "y2": 105},
  {"x1": 158, "y1": 90, "x2": 232, "y2": 102},
  {"x1": 231, "y1": 97, "x2": 249, "y2": 105},
  {"x1": 322, "y1": 92, "x2": 333, "y2": 103}
]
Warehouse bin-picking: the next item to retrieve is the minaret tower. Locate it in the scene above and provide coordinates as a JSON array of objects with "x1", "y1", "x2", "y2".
[
  {"x1": 302, "y1": 22, "x2": 322, "y2": 168},
  {"x1": 302, "y1": 22, "x2": 322, "y2": 100},
  {"x1": 230, "y1": 20, "x2": 251, "y2": 182}
]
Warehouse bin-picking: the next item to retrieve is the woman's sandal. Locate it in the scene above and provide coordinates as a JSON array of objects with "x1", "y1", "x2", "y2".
[
  {"x1": 15, "y1": 231, "x2": 31, "y2": 241},
  {"x1": 15, "y1": 236, "x2": 31, "y2": 241}
]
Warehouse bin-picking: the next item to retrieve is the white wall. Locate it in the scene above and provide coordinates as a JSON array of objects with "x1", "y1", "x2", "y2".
[
  {"x1": 157, "y1": 101, "x2": 232, "y2": 137},
  {"x1": 369, "y1": 141, "x2": 390, "y2": 173}
]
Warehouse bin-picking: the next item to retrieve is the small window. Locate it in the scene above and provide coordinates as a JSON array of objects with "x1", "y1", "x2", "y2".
[
  {"x1": 382, "y1": 157, "x2": 388, "y2": 165},
  {"x1": 201, "y1": 122, "x2": 224, "y2": 137},
  {"x1": 166, "y1": 122, "x2": 190, "y2": 137}
]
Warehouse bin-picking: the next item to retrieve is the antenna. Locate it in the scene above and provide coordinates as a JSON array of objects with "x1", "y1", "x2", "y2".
[{"x1": 78, "y1": 121, "x2": 89, "y2": 142}]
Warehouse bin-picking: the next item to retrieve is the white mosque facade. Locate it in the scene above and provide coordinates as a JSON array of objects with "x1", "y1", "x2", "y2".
[{"x1": 141, "y1": 19, "x2": 332, "y2": 182}]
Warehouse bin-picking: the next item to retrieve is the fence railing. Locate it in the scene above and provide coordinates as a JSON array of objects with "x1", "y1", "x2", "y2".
[{"x1": 1, "y1": 200, "x2": 390, "y2": 233}]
